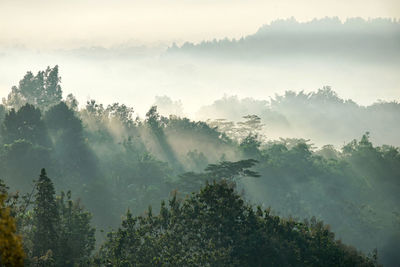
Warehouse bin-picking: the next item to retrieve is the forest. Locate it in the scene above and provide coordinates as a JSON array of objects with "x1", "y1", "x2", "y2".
[
  {"x1": 0, "y1": 66, "x2": 399, "y2": 266},
  {"x1": 168, "y1": 17, "x2": 400, "y2": 63}
]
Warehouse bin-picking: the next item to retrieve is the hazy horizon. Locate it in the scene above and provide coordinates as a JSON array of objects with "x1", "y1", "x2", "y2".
[
  {"x1": 1, "y1": 0, "x2": 400, "y2": 49},
  {"x1": 1, "y1": 3, "x2": 400, "y2": 266},
  {"x1": 1, "y1": 13, "x2": 399, "y2": 147},
  {"x1": 1, "y1": 17, "x2": 399, "y2": 118}
]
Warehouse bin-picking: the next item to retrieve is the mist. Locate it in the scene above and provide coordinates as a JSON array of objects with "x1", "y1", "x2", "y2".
[
  {"x1": 1, "y1": 18, "x2": 399, "y2": 148},
  {"x1": 1, "y1": 13, "x2": 400, "y2": 267}
]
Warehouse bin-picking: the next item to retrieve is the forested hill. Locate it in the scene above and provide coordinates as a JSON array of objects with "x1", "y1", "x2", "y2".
[
  {"x1": 0, "y1": 67, "x2": 399, "y2": 266},
  {"x1": 193, "y1": 88, "x2": 400, "y2": 147},
  {"x1": 167, "y1": 17, "x2": 400, "y2": 63}
]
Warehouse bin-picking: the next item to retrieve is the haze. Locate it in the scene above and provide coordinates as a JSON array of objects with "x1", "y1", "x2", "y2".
[
  {"x1": 1, "y1": 2, "x2": 400, "y2": 266},
  {"x1": 1, "y1": 0, "x2": 399, "y2": 48},
  {"x1": 0, "y1": 1, "x2": 399, "y2": 146}
]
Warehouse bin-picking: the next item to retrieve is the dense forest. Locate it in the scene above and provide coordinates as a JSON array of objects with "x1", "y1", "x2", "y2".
[
  {"x1": 0, "y1": 66, "x2": 399, "y2": 266},
  {"x1": 167, "y1": 17, "x2": 400, "y2": 63},
  {"x1": 154, "y1": 89, "x2": 400, "y2": 147}
]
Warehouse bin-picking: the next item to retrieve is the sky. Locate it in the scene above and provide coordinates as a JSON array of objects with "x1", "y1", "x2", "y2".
[{"x1": 1, "y1": 0, "x2": 399, "y2": 48}]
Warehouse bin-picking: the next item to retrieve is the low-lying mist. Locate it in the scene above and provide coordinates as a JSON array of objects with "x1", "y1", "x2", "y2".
[
  {"x1": 1, "y1": 17, "x2": 400, "y2": 266},
  {"x1": 1, "y1": 49, "x2": 399, "y2": 148},
  {"x1": 1, "y1": 18, "x2": 399, "y2": 123}
]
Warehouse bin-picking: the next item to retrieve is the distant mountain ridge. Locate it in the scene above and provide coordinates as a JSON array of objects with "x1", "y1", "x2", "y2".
[{"x1": 167, "y1": 17, "x2": 400, "y2": 63}]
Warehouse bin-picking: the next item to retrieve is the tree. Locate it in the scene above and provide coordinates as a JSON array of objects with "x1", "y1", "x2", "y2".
[
  {"x1": 106, "y1": 103, "x2": 135, "y2": 127},
  {"x1": 146, "y1": 106, "x2": 182, "y2": 171},
  {"x1": 236, "y1": 114, "x2": 264, "y2": 141},
  {"x1": 57, "y1": 191, "x2": 96, "y2": 267},
  {"x1": 177, "y1": 159, "x2": 259, "y2": 194},
  {"x1": 1, "y1": 104, "x2": 50, "y2": 147},
  {"x1": 5, "y1": 168, "x2": 96, "y2": 267},
  {"x1": 0, "y1": 193, "x2": 25, "y2": 267},
  {"x1": 41, "y1": 66, "x2": 63, "y2": 110},
  {"x1": 65, "y1": 94, "x2": 79, "y2": 111},
  {"x1": 45, "y1": 102, "x2": 98, "y2": 183},
  {"x1": 0, "y1": 140, "x2": 52, "y2": 192},
  {"x1": 32, "y1": 169, "x2": 60, "y2": 261},
  {"x1": 239, "y1": 134, "x2": 262, "y2": 158},
  {"x1": 3, "y1": 66, "x2": 62, "y2": 111},
  {"x1": 98, "y1": 180, "x2": 378, "y2": 266},
  {"x1": 0, "y1": 105, "x2": 6, "y2": 124}
]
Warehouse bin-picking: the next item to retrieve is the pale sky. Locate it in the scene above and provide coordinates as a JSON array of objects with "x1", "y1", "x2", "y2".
[{"x1": 1, "y1": 0, "x2": 399, "y2": 48}]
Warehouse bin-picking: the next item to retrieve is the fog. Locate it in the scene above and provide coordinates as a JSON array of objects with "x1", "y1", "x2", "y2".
[
  {"x1": 1, "y1": 18, "x2": 399, "y2": 148},
  {"x1": 1, "y1": 15, "x2": 400, "y2": 266},
  {"x1": 1, "y1": 0, "x2": 399, "y2": 48},
  {"x1": 1, "y1": 48, "x2": 398, "y2": 119}
]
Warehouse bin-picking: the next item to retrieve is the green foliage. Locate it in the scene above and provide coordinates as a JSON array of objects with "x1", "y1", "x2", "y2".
[
  {"x1": 1, "y1": 170, "x2": 97, "y2": 267},
  {"x1": 98, "y1": 181, "x2": 377, "y2": 266},
  {"x1": 207, "y1": 115, "x2": 264, "y2": 144},
  {"x1": 32, "y1": 169, "x2": 60, "y2": 260},
  {"x1": 0, "y1": 105, "x2": 5, "y2": 123},
  {"x1": 204, "y1": 159, "x2": 260, "y2": 180},
  {"x1": 65, "y1": 94, "x2": 79, "y2": 111},
  {"x1": 0, "y1": 140, "x2": 52, "y2": 191},
  {"x1": 1, "y1": 104, "x2": 50, "y2": 147},
  {"x1": 244, "y1": 135, "x2": 400, "y2": 265},
  {"x1": 45, "y1": 102, "x2": 98, "y2": 183},
  {"x1": 236, "y1": 114, "x2": 264, "y2": 140},
  {"x1": 146, "y1": 106, "x2": 182, "y2": 171},
  {"x1": 0, "y1": 67, "x2": 398, "y2": 265},
  {"x1": 177, "y1": 159, "x2": 259, "y2": 194},
  {"x1": 57, "y1": 191, "x2": 96, "y2": 266},
  {"x1": 106, "y1": 103, "x2": 135, "y2": 127},
  {"x1": 146, "y1": 106, "x2": 162, "y2": 134},
  {"x1": 3, "y1": 66, "x2": 62, "y2": 111},
  {"x1": 184, "y1": 150, "x2": 209, "y2": 172},
  {"x1": 240, "y1": 134, "x2": 262, "y2": 158}
]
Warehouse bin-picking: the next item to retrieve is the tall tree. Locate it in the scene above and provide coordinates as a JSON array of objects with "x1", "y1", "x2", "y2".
[
  {"x1": 3, "y1": 66, "x2": 62, "y2": 111},
  {"x1": 0, "y1": 104, "x2": 6, "y2": 123},
  {"x1": 146, "y1": 106, "x2": 182, "y2": 171},
  {"x1": 45, "y1": 102, "x2": 98, "y2": 182},
  {"x1": 32, "y1": 169, "x2": 60, "y2": 260},
  {"x1": 57, "y1": 191, "x2": 96, "y2": 267}
]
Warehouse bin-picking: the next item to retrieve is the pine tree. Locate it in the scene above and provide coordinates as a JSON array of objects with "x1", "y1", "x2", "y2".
[{"x1": 32, "y1": 169, "x2": 60, "y2": 260}]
